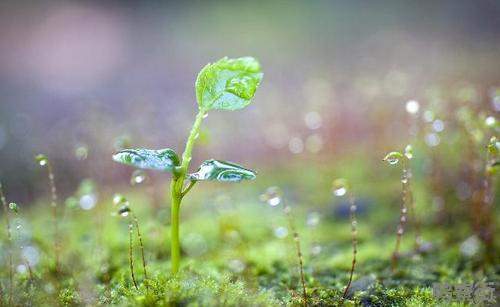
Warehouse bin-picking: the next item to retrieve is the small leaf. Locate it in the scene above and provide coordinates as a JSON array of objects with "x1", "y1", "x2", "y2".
[
  {"x1": 112, "y1": 148, "x2": 180, "y2": 172},
  {"x1": 195, "y1": 57, "x2": 263, "y2": 111},
  {"x1": 188, "y1": 159, "x2": 256, "y2": 182}
]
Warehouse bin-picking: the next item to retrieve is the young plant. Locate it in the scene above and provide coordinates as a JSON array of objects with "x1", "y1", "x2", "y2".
[
  {"x1": 383, "y1": 146, "x2": 416, "y2": 270},
  {"x1": 35, "y1": 154, "x2": 60, "y2": 273},
  {"x1": 0, "y1": 182, "x2": 13, "y2": 306},
  {"x1": 332, "y1": 178, "x2": 358, "y2": 303},
  {"x1": 113, "y1": 57, "x2": 263, "y2": 275}
]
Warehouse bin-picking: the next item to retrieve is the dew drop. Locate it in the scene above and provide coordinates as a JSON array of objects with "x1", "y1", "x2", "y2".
[
  {"x1": 35, "y1": 154, "x2": 48, "y2": 166},
  {"x1": 332, "y1": 178, "x2": 348, "y2": 197},
  {"x1": 9, "y1": 202, "x2": 18, "y2": 213},
  {"x1": 130, "y1": 170, "x2": 147, "y2": 185},
  {"x1": 405, "y1": 100, "x2": 420, "y2": 114},
  {"x1": 404, "y1": 145, "x2": 413, "y2": 159},
  {"x1": 113, "y1": 193, "x2": 128, "y2": 206},
  {"x1": 203, "y1": 113, "x2": 208, "y2": 119},
  {"x1": 119, "y1": 205, "x2": 131, "y2": 217},
  {"x1": 260, "y1": 186, "x2": 283, "y2": 207},
  {"x1": 75, "y1": 145, "x2": 89, "y2": 161}
]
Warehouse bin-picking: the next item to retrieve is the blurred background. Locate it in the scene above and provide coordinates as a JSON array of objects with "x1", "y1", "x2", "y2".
[{"x1": 0, "y1": 0, "x2": 499, "y2": 202}]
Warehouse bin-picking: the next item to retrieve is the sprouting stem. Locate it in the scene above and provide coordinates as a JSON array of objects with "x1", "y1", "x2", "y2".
[
  {"x1": 283, "y1": 204, "x2": 307, "y2": 307},
  {"x1": 392, "y1": 159, "x2": 409, "y2": 270},
  {"x1": 0, "y1": 183, "x2": 13, "y2": 306},
  {"x1": 128, "y1": 223, "x2": 139, "y2": 290},
  {"x1": 170, "y1": 109, "x2": 207, "y2": 275},
  {"x1": 131, "y1": 212, "x2": 148, "y2": 283},
  {"x1": 45, "y1": 161, "x2": 60, "y2": 273},
  {"x1": 341, "y1": 192, "x2": 358, "y2": 303}
]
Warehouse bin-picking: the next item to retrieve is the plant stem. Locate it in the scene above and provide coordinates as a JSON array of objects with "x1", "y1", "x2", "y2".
[
  {"x1": 342, "y1": 193, "x2": 358, "y2": 303},
  {"x1": 283, "y1": 204, "x2": 307, "y2": 307},
  {"x1": 46, "y1": 162, "x2": 60, "y2": 273},
  {"x1": 132, "y1": 213, "x2": 148, "y2": 282},
  {"x1": 0, "y1": 183, "x2": 13, "y2": 306},
  {"x1": 392, "y1": 160, "x2": 409, "y2": 271},
  {"x1": 170, "y1": 109, "x2": 206, "y2": 275},
  {"x1": 128, "y1": 223, "x2": 138, "y2": 290}
]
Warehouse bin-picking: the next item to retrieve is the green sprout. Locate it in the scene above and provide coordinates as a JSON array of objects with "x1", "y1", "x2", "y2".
[{"x1": 112, "y1": 57, "x2": 263, "y2": 275}]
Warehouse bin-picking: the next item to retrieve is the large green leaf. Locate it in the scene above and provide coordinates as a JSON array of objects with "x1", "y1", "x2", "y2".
[
  {"x1": 188, "y1": 159, "x2": 256, "y2": 182},
  {"x1": 195, "y1": 57, "x2": 263, "y2": 111},
  {"x1": 112, "y1": 148, "x2": 180, "y2": 172}
]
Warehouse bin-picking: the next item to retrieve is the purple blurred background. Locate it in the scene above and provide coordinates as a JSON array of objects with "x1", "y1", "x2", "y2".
[{"x1": 1, "y1": 1, "x2": 499, "y2": 201}]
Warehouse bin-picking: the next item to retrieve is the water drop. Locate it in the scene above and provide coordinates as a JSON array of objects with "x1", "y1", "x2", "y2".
[
  {"x1": 203, "y1": 113, "x2": 208, "y2": 119},
  {"x1": 130, "y1": 170, "x2": 147, "y2": 185},
  {"x1": 75, "y1": 145, "x2": 89, "y2": 160},
  {"x1": 401, "y1": 208, "x2": 408, "y2": 214},
  {"x1": 79, "y1": 194, "x2": 97, "y2": 210},
  {"x1": 405, "y1": 100, "x2": 420, "y2": 114},
  {"x1": 260, "y1": 186, "x2": 283, "y2": 207},
  {"x1": 35, "y1": 154, "x2": 48, "y2": 166},
  {"x1": 485, "y1": 116, "x2": 496, "y2": 127},
  {"x1": 118, "y1": 205, "x2": 130, "y2": 217},
  {"x1": 397, "y1": 227, "x2": 404, "y2": 235},
  {"x1": 332, "y1": 178, "x2": 348, "y2": 197},
  {"x1": 9, "y1": 202, "x2": 18, "y2": 213},
  {"x1": 383, "y1": 152, "x2": 402, "y2": 165},
  {"x1": 16, "y1": 223, "x2": 22, "y2": 230},
  {"x1": 401, "y1": 176, "x2": 408, "y2": 184},
  {"x1": 274, "y1": 226, "x2": 288, "y2": 239},
  {"x1": 404, "y1": 144, "x2": 413, "y2": 159},
  {"x1": 113, "y1": 193, "x2": 128, "y2": 206}
]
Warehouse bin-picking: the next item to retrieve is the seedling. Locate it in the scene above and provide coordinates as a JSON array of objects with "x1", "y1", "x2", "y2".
[
  {"x1": 0, "y1": 182, "x2": 13, "y2": 305},
  {"x1": 333, "y1": 178, "x2": 358, "y2": 303},
  {"x1": 112, "y1": 57, "x2": 263, "y2": 275},
  {"x1": 383, "y1": 146, "x2": 417, "y2": 270},
  {"x1": 114, "y1": 194, "x2": 148, "y2": 289},
  {"x1": 35, "y1": 154, "x2": 60, "y2": 273}
]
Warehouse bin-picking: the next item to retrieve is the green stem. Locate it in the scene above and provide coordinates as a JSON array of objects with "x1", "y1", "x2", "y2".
[{"x1": 170, "y1": 109, "x2": 206, "y2": 275}]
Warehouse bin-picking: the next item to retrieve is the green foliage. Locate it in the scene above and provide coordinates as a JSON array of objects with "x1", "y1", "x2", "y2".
[
  {"x1": 195, "y1": 57, "x2": 263, "y2": 111},
  {"x1": 188, "y1": 159, "x2": 256, "y2": 182},
  {"x1": 112, "y1": 148, "x2": 180, "y2": 172}
]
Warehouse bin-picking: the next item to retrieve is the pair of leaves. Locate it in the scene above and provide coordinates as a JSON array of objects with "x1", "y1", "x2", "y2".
[
  {"x1": 196, "y1": 57, "x2": 263, "y2": 111},
  {"x1": 113, "y1": 149, "x2": 255, "y2": 183}
]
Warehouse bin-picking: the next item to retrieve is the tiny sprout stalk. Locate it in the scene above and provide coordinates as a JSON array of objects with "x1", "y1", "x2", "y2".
[
  {"x1": 392, "y1": 158, "x2": 409, "y2": 270},
  {"x1": 170, "y1": 109, "x2": 207, "y2": 275},
  {"x1": 341, "y1": 192, "x2": 358, "y2": 303},
  {"x1": 283, "y1": 204, "x2": 307, "y2": 307}
]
